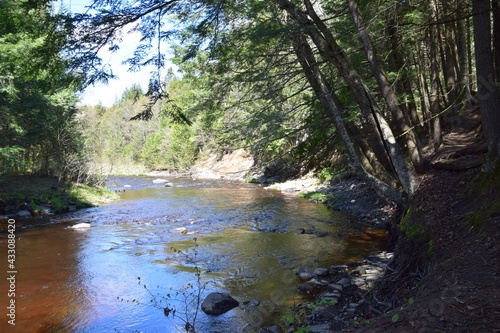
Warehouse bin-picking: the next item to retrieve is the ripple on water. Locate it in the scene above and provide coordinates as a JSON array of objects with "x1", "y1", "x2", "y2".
[{"x1": 0, "y1": 177, "x2": 387, "y2": 332}]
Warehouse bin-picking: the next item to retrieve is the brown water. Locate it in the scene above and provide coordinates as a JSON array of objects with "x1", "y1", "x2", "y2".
[{"x1": 0, "y1": 177, "x2": 386, "y2": 332}]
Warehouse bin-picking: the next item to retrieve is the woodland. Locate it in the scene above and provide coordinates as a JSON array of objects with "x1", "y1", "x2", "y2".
[
  {"x1": 1, "y1": 0, "x2": 499, "y2": 331},
  {"x1": 2, "y1": 0, "x2": 500, "y2": 197}
]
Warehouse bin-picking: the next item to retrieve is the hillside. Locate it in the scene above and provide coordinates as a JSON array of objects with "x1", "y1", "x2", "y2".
[{"x1": 285, "y1": 107, "x2": 500, "y2": 332}]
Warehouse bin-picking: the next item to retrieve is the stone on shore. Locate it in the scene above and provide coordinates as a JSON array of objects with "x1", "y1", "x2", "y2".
[{"x1": 17, "y1": 210, "x2": 31, "y2": 218}]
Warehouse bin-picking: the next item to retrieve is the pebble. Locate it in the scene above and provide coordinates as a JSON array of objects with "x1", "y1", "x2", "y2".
[
  {"x1": 322, "y1": 292, "x2": 339, "y2": 298},
  {"x1": 296, "y1": 252, "x2": 394, "y2": 329},
  {"x1": 328, "y1": 283, "x2": 343, "y2": 291},
  {"x1": 308, "y1": 324, "x2": 333, "y2": 332},
  {"x1": 337, "y1": 277, "x2": 351, "y2": 286},
  {"x1": 299, "y1": 272, "x2": 312, "y2": 281},
  {"x1": 313, "y1": 268, "x2": 330, "y2": 276},
  {"x1": 365, "y1": 274, "x2": 380, "y2": 282},
  {"x1": 298, "y1": 284, "x2": 314, "y2": 293},
  {"x1": 330, "y1": 264, "x2": 348, "y2": 273},
  {"x1": 308, "y1": 278, "x2": 329, "y2": 286}
]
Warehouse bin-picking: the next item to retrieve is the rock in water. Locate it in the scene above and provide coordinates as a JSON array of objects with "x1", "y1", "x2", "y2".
[
  {"x1": 201, "y1": 292, "x2": 239, "y2": 315},
  {"x1": 71, "y1": 223, "x2": 91, "y2": 229}
]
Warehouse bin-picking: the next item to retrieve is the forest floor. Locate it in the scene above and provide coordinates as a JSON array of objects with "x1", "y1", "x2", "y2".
[{"x1": 291, "y1": 106, "x2": 500, "y2": 332}]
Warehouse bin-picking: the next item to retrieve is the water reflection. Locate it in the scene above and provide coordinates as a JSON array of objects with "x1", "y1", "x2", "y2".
[
  {"x1": 0, "y1": 177, "x2": 386, "y2": 332},
  {"x1": 0, "y1": 225, "x2": 90, "y2": 332}
]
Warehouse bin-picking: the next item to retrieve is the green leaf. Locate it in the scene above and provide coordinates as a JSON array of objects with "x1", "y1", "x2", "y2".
[{"x1": 392, "y1": 314, "x2": 399, "y2": 323}]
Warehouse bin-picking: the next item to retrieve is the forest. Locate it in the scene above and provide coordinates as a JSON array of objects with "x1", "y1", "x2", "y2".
[
  {"x1": 1, "y1": 0, "x2": 499, "y2": 331},
  {"x1": 2, "y1": 0, "x2": 500, "y2": 198}
]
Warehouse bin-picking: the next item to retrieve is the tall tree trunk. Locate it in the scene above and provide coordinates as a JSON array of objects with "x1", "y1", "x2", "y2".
[
  {"x1": 493, "y1": 0, "x2": 500, "y2": 84},
  {"x1": 385, "y1": 9, "x2": 421, "y2": 132},
  {"x1": 291, "y1": 32, "x2": 402, "y2": 202},
  {"x1": 347, "y1": 0, "x2": 428, "y2": 174},
  {"x1": 457, "y1": 0, "x2": 472, "y2": 100},
  {"x1": 276, "y1": 0, "x2": 416, "y2": 195},
  {"x1": 441, "y1": 0, "x2": 460, "y2": 112},
  {"x1": 430, "y1": 0, "x2": 443, "y2": 149},
  {"x1": 416, "y1": 49, "x2": 433, "y2": 140},
  {"x1": 473, "y1": 0, "x2": 500, "y2": 168}
]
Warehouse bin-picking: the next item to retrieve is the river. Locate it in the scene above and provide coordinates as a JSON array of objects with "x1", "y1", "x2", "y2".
[{"x1": 0, "y1": 177, "x2": 386, "y2": 332}]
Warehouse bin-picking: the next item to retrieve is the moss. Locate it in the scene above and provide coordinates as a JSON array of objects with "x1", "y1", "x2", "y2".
[
  {"x1": 281, "y1": 313, "x2": 296, "y2": 326},
  {"x1": 399, "y1": 207, "x2": 426, "y2": 240},
  {"x1": 308, "y1": 297, "x2": 337, "y2": 310},
  {"x1": 464, "y1": 166, "x2": 500, "y2": 230},
  {"x1": 299, "y1": 191, "x2": 338, "y2": 207},
  {"x1": 399, "y1": 206, "x2": 433, "y2": 255},
  {"x1": 465, "y1": 200, "x2": 500, "y2": 230},
  {"x1": 477, "y1": 163, "x2": 500, "y2": 193}
]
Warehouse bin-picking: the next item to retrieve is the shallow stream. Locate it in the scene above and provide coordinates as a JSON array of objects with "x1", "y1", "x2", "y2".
[{"x1": 0, "y1": 177, "x2": 386, "y2": 332}]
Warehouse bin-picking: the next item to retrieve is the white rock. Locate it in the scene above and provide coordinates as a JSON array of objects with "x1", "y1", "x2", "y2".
[{"x1": 71, "y1": 223, "x2": 91, "y2": 229}]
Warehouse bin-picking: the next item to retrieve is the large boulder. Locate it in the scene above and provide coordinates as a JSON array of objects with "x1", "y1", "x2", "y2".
[{"x1": 201, "y1": 292, "x2": 239, "y2": 315}]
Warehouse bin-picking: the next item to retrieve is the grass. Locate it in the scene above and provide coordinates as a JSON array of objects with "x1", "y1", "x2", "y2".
[
  {"x1": 307, "y1": 297, "x2": 337, "y2": 310},
  {"x1": 299, "y1": 191, "x2": 342, "y2": 210},
  {"x1": 0, "y1": 175, "x2": 118, "y2": 215}
]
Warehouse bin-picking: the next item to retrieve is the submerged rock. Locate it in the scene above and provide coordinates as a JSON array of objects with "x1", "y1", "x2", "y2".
[{"x1": 201, "y1": 292, "x2": 239, "y2": 315}]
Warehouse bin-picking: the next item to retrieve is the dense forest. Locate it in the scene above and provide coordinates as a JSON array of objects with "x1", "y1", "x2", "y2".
[{"x1": 2, "y1": 0, "x2": 500, "y2": 204}]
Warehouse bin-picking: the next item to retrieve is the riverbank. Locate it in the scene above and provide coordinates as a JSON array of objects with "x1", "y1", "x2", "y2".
[
  {"x1": 0, "y1": 175, "x2": 118, "y2": 219},
  {"x1": 271, "y1": 109, "x2": 499, "y2": 332}
]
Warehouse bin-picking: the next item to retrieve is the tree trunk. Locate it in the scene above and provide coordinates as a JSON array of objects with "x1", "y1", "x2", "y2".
[
  {"x1": 291, "y1": 32, "x2": 402, "y2": 202},
  {"x1": 385, "y1": 9, "x2": 420, "y2": 130},
  {"x1": 493, "y1": 0, "x2": 500, "y2": 84},
  {"x1": 276, "y1": 0, "x2": 416, "y2": 195},
  {"x1": 430, "y1": 0, "x2": 443, "y2": 150},
  {"x1": 441, "y1": 0, "x2": 460, "y2": 111},
  {"x1": 347, "y1": 0, "x2": 428, "y2": 174},
  {"x1": 473, "y1": 0, "x2": 500, "y2": 168},
  {"x1": 457, "y1": 0, "x2": 472, "y2": 100}
]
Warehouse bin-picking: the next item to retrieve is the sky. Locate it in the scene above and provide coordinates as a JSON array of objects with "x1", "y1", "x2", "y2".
[
  {"x1": 77, "y1": 30, "x2": 158, "y2": 107},
  {"x1": 57, "y1": 1, "x2": 172, "y2": 107}
]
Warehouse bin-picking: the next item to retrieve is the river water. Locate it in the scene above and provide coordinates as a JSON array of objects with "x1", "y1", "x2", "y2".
[{"x1": 0, "y1": 177, "x2": 386, "y2": 332}]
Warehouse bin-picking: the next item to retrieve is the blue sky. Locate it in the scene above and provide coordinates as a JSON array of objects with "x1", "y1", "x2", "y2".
[{"x1": 56, "y1": 0, "x2": 173, "y2": 107}]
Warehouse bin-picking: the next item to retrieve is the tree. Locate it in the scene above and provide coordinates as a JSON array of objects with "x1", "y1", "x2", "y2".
[
  {"x1": 276, "y1": 0, "x2": 416, "y2": 196},
  {"x1": 472, "y1": 0, "x2": 500, "y2": 169},
  {"x1": 291, "y1": 31, "x2": 402, "y2": 202},
  {"x1": 347, "y1": 0, "x2": 428, "y2": 174},
  {"x1": 0, "y1": 0, "x2": 83, "y2": 179}
]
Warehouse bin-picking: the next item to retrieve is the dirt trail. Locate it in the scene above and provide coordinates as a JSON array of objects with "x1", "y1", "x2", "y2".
[{"x1": 350, "y1": 106, "x2": 500, "y2": 332}]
